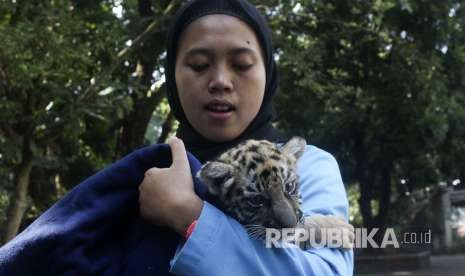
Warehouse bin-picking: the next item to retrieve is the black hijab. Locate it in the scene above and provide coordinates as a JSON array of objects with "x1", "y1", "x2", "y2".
[{"x1": 165, "y1": 0, "x2": 285, "y2": 163}]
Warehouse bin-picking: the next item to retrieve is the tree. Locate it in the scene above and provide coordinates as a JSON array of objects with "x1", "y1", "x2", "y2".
[
  {"x1": 0, "y1": 0, "x2": 126, "y2": 242},
  {"x1": 113, "y1": 0, "x2": 180, "y2": 159},
  {"x1": 269, "y1": 0, "x2": 465, "y2": 234}
]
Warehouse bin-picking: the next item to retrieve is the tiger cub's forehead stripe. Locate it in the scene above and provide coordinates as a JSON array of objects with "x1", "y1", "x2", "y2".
[
  {"x1": 252, "y1": 155, "x2": 265, "y2": 164},
  {"x1": 260, "y1": 169, "x2": 270, "y2": 180},
  {"x1": 247, "y1": 144, "x2": 259, "y2": 153}
]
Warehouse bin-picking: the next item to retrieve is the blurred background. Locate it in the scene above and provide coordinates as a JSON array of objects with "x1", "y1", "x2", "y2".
[{"x1": 1, "y1": 0, "x2": 464, "y2": 274}]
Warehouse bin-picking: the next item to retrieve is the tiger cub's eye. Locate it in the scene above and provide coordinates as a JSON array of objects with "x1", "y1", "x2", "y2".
[{"x1": 284, "y1": 181, "x2": 296, "y2": 194}]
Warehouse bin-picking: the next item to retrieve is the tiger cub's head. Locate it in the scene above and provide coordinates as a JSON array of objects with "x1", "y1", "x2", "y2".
[{"x1": 198, "y1": 137, "x2": 307, "y2": 229}]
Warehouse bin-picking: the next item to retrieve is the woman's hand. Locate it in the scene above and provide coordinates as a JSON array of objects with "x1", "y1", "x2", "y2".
[{"x1": 138, "y1": 137, "x2": 203, "y2": 235}]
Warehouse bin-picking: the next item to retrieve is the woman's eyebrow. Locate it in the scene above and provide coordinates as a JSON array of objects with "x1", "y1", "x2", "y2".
[
  {"x1": 184, "y1": 47, "x2": 257, "y2": 58},
  {"x1": 184, "y1": 47, "x2": 212, "y2": 58},
  {"x1": 227, "y1": 47, "x2": 256, "y2": 56}
]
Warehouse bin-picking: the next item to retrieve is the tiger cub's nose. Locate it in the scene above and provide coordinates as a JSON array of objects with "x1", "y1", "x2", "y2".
[{"x1": 272, "y1": 202, "x2": 298, "y2": 228}]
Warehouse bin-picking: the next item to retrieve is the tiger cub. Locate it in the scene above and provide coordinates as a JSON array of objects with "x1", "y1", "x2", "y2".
[{"x1": 198, "y1": 137, "x2": 354, "y2": 250}]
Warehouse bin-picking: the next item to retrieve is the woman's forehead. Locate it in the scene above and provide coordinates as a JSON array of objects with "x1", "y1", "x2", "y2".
[{"x1": 177, "y1": 14, "x2": 262, "y2": 57}]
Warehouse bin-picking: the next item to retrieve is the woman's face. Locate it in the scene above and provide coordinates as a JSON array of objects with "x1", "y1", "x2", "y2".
[{"x1": 175, "y1": 14, "x2": 266, "y2": 142}]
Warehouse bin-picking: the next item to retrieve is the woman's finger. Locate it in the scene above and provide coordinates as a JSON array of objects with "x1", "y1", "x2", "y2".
[{"x1": 169, "y1": 137, "x2": 190, "y2": 171}]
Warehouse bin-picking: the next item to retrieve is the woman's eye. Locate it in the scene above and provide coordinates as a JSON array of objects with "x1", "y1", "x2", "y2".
[
  {"x1": 248, "y1": 194, "x2": 264, "y2": 207},
  {"x1": 234, "y1": 64, "x2": 253, "y2": 71},
  {"x1": 189, "y1": 64, "x2": 209, "y2": 72},
  {"x1": 285, "y1": 181, "x2": 296, "y2": 194}
]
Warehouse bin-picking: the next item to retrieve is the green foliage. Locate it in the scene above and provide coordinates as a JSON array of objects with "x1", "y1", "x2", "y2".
[
  {"x1": 145, "y1": 98, "x2": 173, "y2": 144},
  {"x1": 0, "y1": 189, "x2": 10, "y2": 228},
  {"x1": 265, "y1": 0, "x2": 465, "y2": 227},
  {"x1": 0, "y1": 0, "x2": 130, "y2": 225},
  {"x1": 347, "y1": 184, "x2": 363, "y2": 227},
  {"x1": 0, "y1": 0, "x2": 127, "y2": 144}
]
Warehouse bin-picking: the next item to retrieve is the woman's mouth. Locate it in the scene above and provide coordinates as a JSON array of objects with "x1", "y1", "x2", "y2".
[{"x1": 205, "y1": 100, "x2": 235, "y2": 120}]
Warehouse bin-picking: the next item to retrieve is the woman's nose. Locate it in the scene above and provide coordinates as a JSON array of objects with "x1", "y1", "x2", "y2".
[{"x1": 208, "y1": 66, "x2": 233, "y2": 94}]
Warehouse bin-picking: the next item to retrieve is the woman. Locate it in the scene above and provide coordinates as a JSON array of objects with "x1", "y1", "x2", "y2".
[{"x1": 139, "y1": 0, "x2": 354, "y2": 275}]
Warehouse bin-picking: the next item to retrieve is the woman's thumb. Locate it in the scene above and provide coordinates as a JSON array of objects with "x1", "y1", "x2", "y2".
[{"x1": 169, "y1": 137, "x2": 190, "y2": 170}]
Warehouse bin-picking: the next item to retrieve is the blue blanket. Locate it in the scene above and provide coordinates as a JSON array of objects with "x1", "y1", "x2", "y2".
[{"x1": 0, "y1": 144, "x2": 208, "y2": 275}]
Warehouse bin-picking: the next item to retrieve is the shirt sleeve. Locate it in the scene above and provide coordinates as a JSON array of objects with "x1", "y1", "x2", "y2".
[{"x1": 169, "y1": 145, "x2": 354, "y2": 276}]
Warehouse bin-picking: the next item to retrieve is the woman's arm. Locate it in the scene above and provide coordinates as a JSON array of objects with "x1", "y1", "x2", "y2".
[{"x1": 169, "y1": 145, "x2": 354, "y2": 276}]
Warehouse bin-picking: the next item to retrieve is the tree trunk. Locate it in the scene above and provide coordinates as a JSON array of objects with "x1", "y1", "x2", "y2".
[
  {"x1": 114, "y1": 83, "x2": 166, "y2": 159},
  {"x1": 114, "y1": 0, "x2": 169, "y2": 159},
  {"x1": 353, "y1": 130, "x2": 376, "y2": 229},
  {"x1": 374, "y1": 166, "x2": 392, "y2": 244},
  {"x1": 358, "y1": 172, "x2": 374, "y2": 228},
  {"x1": 2, "y1": 137, "x2": 33, "y2": 244},
  {"x1": 157, "y1": 111, "x2": 175, "y2": 144},
  {"x1": 375, "y1": 166, "x2": 391, "y2": 228}
]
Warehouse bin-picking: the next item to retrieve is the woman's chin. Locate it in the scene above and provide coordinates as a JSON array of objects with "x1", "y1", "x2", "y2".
[{"x1": 199, "y1": 128, "x2": 243, "y2": 143}]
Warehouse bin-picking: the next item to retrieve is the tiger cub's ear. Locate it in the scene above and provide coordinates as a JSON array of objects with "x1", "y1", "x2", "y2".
[
  {"x1": 280, "y1": 136, "x2": 307, "y2": 160},
  {"x1": 197, "y1": 161, "x2": 235, "y2": 196}
]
